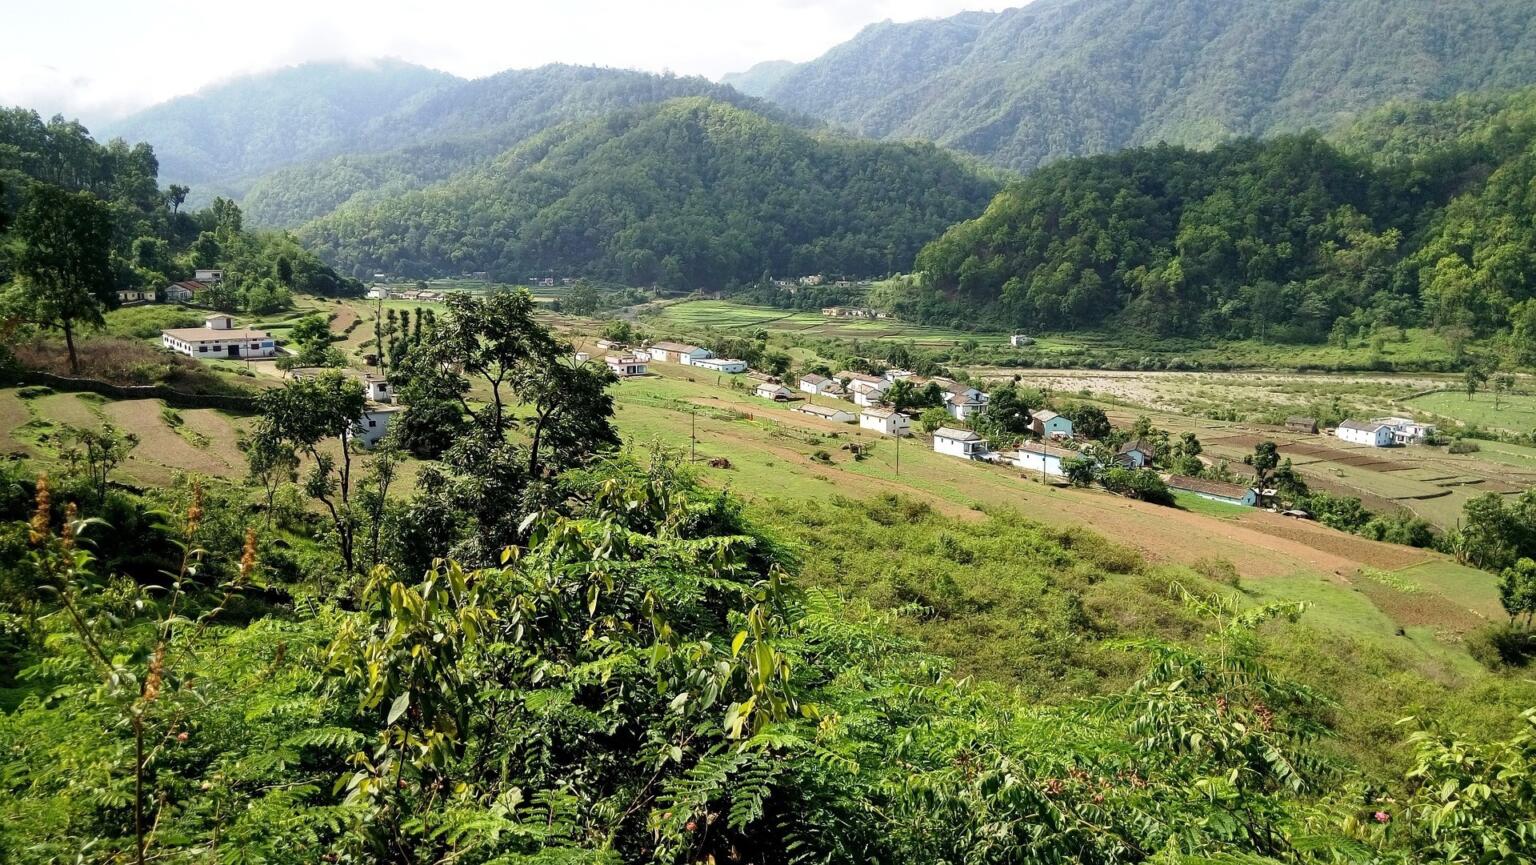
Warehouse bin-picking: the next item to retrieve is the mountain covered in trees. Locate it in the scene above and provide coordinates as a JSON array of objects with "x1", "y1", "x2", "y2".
[
  {"x1": 901, "y1": 85, "x2": 1536, "y2": 351},
  {"x1": 103, "y1": 63, "x2": 791, "y2": 225},
  {"x1": 299, "y1": 98, "x2": 998, "y2": 287},
  {"x1": 738, "y1": 0, "x2": 1536, "y2": 172},
  {"x1": 99, "y1": 60, "x2": 460, "y2": 194}
]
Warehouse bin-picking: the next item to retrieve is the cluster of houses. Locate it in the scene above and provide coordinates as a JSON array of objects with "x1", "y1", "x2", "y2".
[
  {"x1": 119, "y1": 269, "x2": 225, "y2": 306},
  {"x1": 820, "y1": 307, "x2": 893, "y2": 319},
  {"x1": 366, "y1": 285, "x2": 450, "y2": 302},
  {"x1": 594, "y1": 341, "x2": 753, "y2": 380}
]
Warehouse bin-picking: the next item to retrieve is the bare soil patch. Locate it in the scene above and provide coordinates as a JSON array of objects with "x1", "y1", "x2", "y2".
[
  {"x1": 1354, "y1": 579, "x2": 1489, "y2": 636},
  {"x1": 1234, "y1": 512, "x2": 1430, "y2": 571}
]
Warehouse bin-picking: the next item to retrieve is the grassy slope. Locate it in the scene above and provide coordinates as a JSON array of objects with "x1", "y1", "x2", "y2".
[{"x1": 1408, "y1": 391, "x2": 1536, "y2": 435}]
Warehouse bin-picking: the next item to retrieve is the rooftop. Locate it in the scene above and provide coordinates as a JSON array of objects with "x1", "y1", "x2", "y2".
[
  {"x1": 1166, "y1": 475, "x2": 1253, "y2": 500},
  {"x1": 1016, "y1": 441, "x2": 1076, "y2": 460},
  {"x1": 934, "y1": 427, "x2": 982, "y2": 441}
]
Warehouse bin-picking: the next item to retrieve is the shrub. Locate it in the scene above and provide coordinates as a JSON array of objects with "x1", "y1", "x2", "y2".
[
  {"x1": 16, "y1": 386, "x2": 52, "y2": 399},
  {"x1": 1465, "y1": 623, "x2": 1536, "y2": 669},
  {"x1": 1191, "y1": 557, "x2": 1241, "y2": 588},
  {"x1": 1448, "y1": 439, "x2": 1481, "y2": 455}
]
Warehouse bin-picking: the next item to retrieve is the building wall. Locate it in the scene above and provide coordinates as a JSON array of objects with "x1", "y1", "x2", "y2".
[
  {"x1": 1042, "y1": 417, "x2": 1073, "y2": 437},
  {"x1": 1337, "y1": 427, "x2": 1390, "y2": 447},
  {"x1": 1014, "y1": 451, "x2": 1065, "y2": 477},
  {"x1": 934, "y1": 436, "x2": 979, "y2": 458}
]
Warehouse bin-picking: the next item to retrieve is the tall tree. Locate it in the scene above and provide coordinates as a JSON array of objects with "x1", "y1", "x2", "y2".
[{"x1": 4, "y1": 184, "x2": 114, "y2": 372}]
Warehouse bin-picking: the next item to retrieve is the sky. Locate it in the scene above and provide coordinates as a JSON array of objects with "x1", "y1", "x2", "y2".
[{"x1": 2, "y1": 0, "x2": 999, "y2": 125}]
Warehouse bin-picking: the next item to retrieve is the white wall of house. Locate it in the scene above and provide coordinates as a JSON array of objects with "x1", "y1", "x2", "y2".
[
  {"x1": 1337, "y1": 424, "x2": 1393, "y2": 447},
  {"x1": 1014, "y1": 449, "x2": 1065, "y2": 477},
  {"x1": 800, "y1": 406, "x2": 856, "y2": 423},
  {"x1": 933, "y1": 433, "x2": 984, "y2": 459},
  {"x1": 355, "y1": 408, "x2": 401, "y2": 446},
  {"x1": 860, "y1": 412, "x2": 910, "y2": 436},
  {"x1": 694, "y1": 358, "x2": 746, "y2": 373}
]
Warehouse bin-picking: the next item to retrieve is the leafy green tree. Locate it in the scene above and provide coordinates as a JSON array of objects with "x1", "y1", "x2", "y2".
[
  {"x1": 60, "y1": 422, "x2": 139, "y2": 504},
  {"x1": 4, "y1": 184, "x2": 114, "y2": 372},
  {"x1": 1061, "y1": 403, "x2": 1110, "y2": 439},
  {"x1": 918, "y1": 406, "x2": 951, "y2": 433},
  {"x1": 1498, "y1": 558, "x2": 1536, "y2": 626},
  {"x1": 253, "y1": 371, "x2": 367, "y2": 574}
]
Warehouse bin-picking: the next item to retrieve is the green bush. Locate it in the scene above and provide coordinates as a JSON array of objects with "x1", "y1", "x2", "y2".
[
  {"x1": 1448, "y1": 439, "x2": 1481, "y2": 454},
  {"x1": 15, "y1": 386, "x2": 52, "y2": 399},
  {"x1": 1465, "y1": 623, "x2": 1536, "y2": 669}
]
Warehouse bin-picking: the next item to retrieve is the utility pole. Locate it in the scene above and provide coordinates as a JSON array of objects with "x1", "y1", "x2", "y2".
[
  {"x1": 690, "y1": 409, "x2": 697, "y2": 462},
  {"x1": 895, "y1": 428, "x2": 900, "y2": 476}
]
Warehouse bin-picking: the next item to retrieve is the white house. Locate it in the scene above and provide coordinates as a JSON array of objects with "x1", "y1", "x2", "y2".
[
  {"x1": 860, "y1": 407, "x2": 911, "y2": 437},
  {"x1": 1337, "y1": 420, "x2": 1394, "y2": 447},
  {"x1": 193, "y1": 268, "x2": 224, "y2": 283},
  {"x1": 755, "y1": 382, "x2": 796, "y2": 401},
  {"x1": 1031, "y1": 409, "x2": 1074, "y2": 439},
  {"x1": 117, "y1": 288, "x2": 153, "y2": 304},
  {"x1": 648, "y1": 341, "x2": 713, "y2": 365},
  {"x1": 574, "y1": 351, "x2": 590, "y2": 363},
  {"x1": 1013, "y1": 441, "x2": 1073, "y2": 477},
  {"x1": 366, "y1": 286, "x2": 390, "y2": 300},
  {"x1": 947, "y1": 392, "x2": 986, "y2": 422},
  {"x1": 798, "y1": 404, "x2": 856, "y2": 424},
  {"x1": 853, "y1": 388, "x2": 888, "y2": 408},
  {"x1": 838, "y1": 372, "x2": 889, "y2": 397},
  {"x1": 1167, "y1": 475, "x2": 1258, "y2": 507},
  {"x1": 355, "y1": 405, "x2": 405, "y2": 446},
  {"x1": 933, "y1": 427, "x2": 986, "y2": 459},
  {"x1": 693, "y1": 357, "x2": 748, "y2": 374},
  {"x1": 799, "y1": 374, "x2": 840, "y2": 396},
  {"x1": 884, "y1": 369, "x2": 914, "y2": 382},
  {"x1": 1010, "y1": 334, "x2": 1035, "y2": 348},
  {"x1": 605, "y1": 355, "x2": 649, "y2": 377},
  {"x1": 1376, "y1": 416, "x2": 1436, "y2": 444},
  {"x1": 363, "y1": 375, "x2": 392, "y2": 403},
  {"x1": 161, "y1": 315, "x2": 276, "y2": 359},
  {"x1": 164, "y1": 279, "x2": 207, "y2": 302}
]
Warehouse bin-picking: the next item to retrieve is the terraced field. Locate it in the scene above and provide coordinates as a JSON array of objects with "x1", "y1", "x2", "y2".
[{"x1": 648, "y1": 300, "x2": 1023, "y2": 347}]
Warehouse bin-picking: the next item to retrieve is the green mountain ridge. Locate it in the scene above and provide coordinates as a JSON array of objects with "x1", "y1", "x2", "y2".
[
  {"x1": 899, "y1": 85, "x2": 1536, "y2": 352},
  {"x1": 299, "y1": 97, "x2": 999, "y2": 286},
  {"x1": 745, "y1": 0, "x2": 1536, "y2": 172}
]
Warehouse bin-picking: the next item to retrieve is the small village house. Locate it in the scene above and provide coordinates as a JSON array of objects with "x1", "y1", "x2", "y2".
[
  {"x1": 604, "y1": 355, "x2": 649, "y2": 377},
  {"x1": 647, "y1": 341, "x2": 713, "y2": 365},
  {"x1": 755, "y1": 382, "x2": 796, "y2": 401},
  {"x1": 1166, "y1": 475, "x2": 1259, "y2": 507},
  {"x1": 194, "y1": 268, "x2": 224, "y2": 283},
  {"x1": 363, "y1": 375, "x2": 392, "y2": 403},
  {"x1": 859, "y1": 407, "x2": 911, "y2": 437},
  {"x1": 1285, "y1": 416, "x2": 1319, "y2": 434},
  {"x1": 798, "y1": 404, "x2": 856, "y2": 424},
  {"x1": 1116, "y1": 439, "x2": 1156, "y2": 468},
  {"x1": 366, "y1": 286, "x2": 390, "y2": 300},
  {"x1": 163, "y1": 279, "x2": 207, "y2": 302},
  {"x1": 838, "y1": 372, "x2": 890, "y2": 397},
  {"x1": 947, "y1": 392, "x2": 986, "y2": 422},
  {"x1": 799, "y1": 374, "x2": 837, "y2": 395},
  {"x1": 883, "y1": 369, "x2": 914, "y2": 382},
  {"x1": 1010, "y1": 334, "x2": 1035, "y2": 347},
  {"x1": 933, "y1": 427, "x2": 986, "y2": 460},
  {"x1": 1031, "y1": 409, "x2": 1073, "y2": 439},
  {"x1": 117, "y1": 288, "x2": 153, "y2": 304},
  {"x1": 356, "y1": 405, "x2": 404, "y2": 446},
  {"x1": 1336, "y1": 420, "x2": 1394, "y2": 447},
  {"x1": 1375, "y1": 416, "x2": 1436, "y2": 444},
  {"x1": 692, "y1": 357, "x2": 748, "y2": 374},
  {"x1": 1013, "y1": 441, "x2": 1074, "y2": 478},
  {"x1": 853, "y1": 388, "x2": 888, "y2": 408},
  {"x1": 161, "y1": 314, "x2": 275, "y2": 359}
]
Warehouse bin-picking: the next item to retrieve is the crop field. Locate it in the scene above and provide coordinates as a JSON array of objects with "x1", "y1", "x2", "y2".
[
  {"x1": 648, "y1": 300, "x2": 1018, "y2": 346},
  {"x1": 1407, "y1": 390, "x2": 1536, "y2": 435}
]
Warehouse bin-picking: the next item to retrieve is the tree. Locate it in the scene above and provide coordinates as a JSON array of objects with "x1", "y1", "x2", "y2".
[
  {"x1": 244, "y1": 428, "x2": 300, "y2": 527},
  {"x1": 1493, "y1": 371, "x2": 1516, "y2": 411},
  {"x1": 165, "y1": 184, "x2": 189, "y2": 213},
  {"x1": 1061, "y1": 403, "x2": 1110, "y2": 439},
  {"x1": 1497, "y1": 558, "x2": 1536, "y2": 626},
  {"x1": 1465, "y1": 365, "x2": 1488, "y2": 401},
  {"x1": 1062, "y1": 455, "x2": 1098, "y2": 486},
  {"x1": 61, "y1": 422, "x2": 139, "y2": 503},
  {"x1": 253, "y1": 371, "x2": 368, "y2": 574},
  {"x1": 564, "y1": 282, "x2": 601, "y2": 316},
  {"x1": 4, "y1": 184, "x2": 114, "y2": 372},
  {"x1": 918, "y1": 406, "x2": 951, "y2": 433},
  {"x1": 1246, "y1": 441, "x2": 1281, "y2": 501}
]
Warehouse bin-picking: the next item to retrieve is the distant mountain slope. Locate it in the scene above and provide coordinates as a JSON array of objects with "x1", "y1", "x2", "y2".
[
  {"x1": 898, "y1": 86, "x2": 1536, "y2": 350},
  {"x1": 300, "y1": 98, "x2": 999, "y2": 287},
  {"x1": 719, "y1": 60, "x2": 801, "y2": 98},
  {"x1": 747, "y1": 0, "x2": 1536, "y2": 171},
  {"x1": 99, "y1": 60, "x2": 460, "y2": 189},
  {"x1": 241, "y1": 65, "x2": 785, "y2": 227}
]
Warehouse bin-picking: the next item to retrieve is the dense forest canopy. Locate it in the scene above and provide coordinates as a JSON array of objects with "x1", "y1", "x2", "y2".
[
  {"x1": 299, "y1": 98, "x2": 999, "y2": 288},
  {"x1": 741, "y1": 0, "x2": 1536, "y2": 172},
  {"x1": 906, "y1": 86, "x2": 1536, "y2": 351},
  {"x1": 239, "y1": 65, "x2": 792, "y2": 228},
  {"x1": 0, "y1": 107, "x2": 360, "y2": 316}
]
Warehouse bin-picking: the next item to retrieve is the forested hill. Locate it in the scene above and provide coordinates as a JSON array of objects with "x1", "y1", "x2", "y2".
[
  {"x1": 742, "y1": 0, "x2": 1536, "y2": 172},
  {"x1": 904, "y1": 86, "x2": 1536, "y2": 353},
  {"x1": 99, "y1": 60, "x2": 460, "y2": 191},
  {"x1": 240, "y1": 65, "x2": 786, "y2": 227},
  {"x1": 299, "y1": 98, "x2": 999, "y2": 287}
]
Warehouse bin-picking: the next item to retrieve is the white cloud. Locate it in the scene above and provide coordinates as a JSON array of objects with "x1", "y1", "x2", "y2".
[{"x1": 0, "y1": 0, "x2": 1000, "y2": 124}]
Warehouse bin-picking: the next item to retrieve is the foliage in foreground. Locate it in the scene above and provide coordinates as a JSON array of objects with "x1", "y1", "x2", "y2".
[{"x1": 2, "y1": 457, "x2": 1533, "y2": 864}]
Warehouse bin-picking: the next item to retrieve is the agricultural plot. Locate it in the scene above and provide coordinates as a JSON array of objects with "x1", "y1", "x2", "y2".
[
  {"x1": 649, "y1": 300, "x2": 1015, "y2": 346},
  {"x1": 1407, "y1": 390, "x2": 1536, "y2": 435}
]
